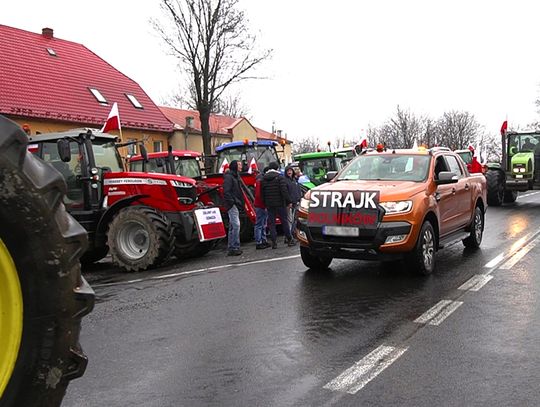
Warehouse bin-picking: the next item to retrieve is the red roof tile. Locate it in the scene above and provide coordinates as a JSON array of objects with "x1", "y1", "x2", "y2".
[
  {"x1": 0, "y1": 25, "x2": 173, "y2": 132},
  {"x1": 160, "y1": 107, "x2": 243, "y2": 135}
]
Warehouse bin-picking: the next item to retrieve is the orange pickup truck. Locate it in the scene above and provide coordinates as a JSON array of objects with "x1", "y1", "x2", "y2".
[{"x1": 296, "y1": 147, "x2": 487, "y2": 274}]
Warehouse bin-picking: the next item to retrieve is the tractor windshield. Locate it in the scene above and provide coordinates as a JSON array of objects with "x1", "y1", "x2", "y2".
[
  {"x1": 299, "y1": 157, "x2": 343, "y2": 185},
  {"x1": 131, "y1": 156, "x2": 202, "y2": 178},
  {"x1": 508, "y1": 134, "x2": 540, "y2": 154},
  {"x1": 338, "y1": 154, "x2": 431, "y2": 182},
  {"x1": 216, "y1": 145, "x2": 279, "y2": 172},
  {"x1": 92, "y1": 141, "x2": 123, "y2": 172}
]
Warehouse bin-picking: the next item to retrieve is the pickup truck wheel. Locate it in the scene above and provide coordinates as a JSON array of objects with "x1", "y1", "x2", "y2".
[
  {"x1": 0, "y1": 116, "x2": 94, "y2": 407},
  {"x1": 406, "y1": 221, "x2": 436, "y2": 275},
  {"x1": 486, "y1": 170, "x2": 504, "y2": 206},
  {"x1": 107, "y1": 206, "x2": 175, "y2": 271},
  {"x1": 503, "y1": 190, "x2": 518, "y2": 203},
  {"x1": 463, "y1": 206, "x2": 484, "y2": 249},
  {"x1": 300, "y1": 246, "x2": 332, "y2": 270}
]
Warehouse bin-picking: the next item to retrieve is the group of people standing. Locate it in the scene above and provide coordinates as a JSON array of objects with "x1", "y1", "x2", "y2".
[{"x1": 223, "y1": 160, "x2": 302, "y2": 256}]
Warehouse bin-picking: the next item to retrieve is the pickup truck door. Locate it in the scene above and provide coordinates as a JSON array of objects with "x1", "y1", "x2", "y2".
[
  {"x1": 444, "y1": 154, "x2": 473, "y2": 229},
  {"x1": 433, "y1": 156, "x2": 457, "y2": 236}
]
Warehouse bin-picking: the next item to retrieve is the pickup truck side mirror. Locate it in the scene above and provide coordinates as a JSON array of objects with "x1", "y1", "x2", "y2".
[
  {"x1": 436, "y1": 171, "x2": 458, "y2": 185},
  {"x1": 325, "y1": 171, "x2": 338, "y2": 181}
]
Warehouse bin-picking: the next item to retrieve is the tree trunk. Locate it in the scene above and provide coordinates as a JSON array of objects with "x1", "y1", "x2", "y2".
[{"x1": 199, "y1": 106, "x2": 214, "y2": 172}]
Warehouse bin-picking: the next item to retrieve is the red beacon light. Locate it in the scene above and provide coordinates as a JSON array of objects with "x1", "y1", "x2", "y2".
[{"x1": 243, "y1": 138, "x2": 249, "y2": 145}]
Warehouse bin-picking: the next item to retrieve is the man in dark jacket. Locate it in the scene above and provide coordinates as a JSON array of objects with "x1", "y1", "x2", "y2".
[
  {"x1": 262, "y1": 161, "x2": 295, "y2": 248},
  {"x1": 223, "y1": 160, "x2": 244, "y2": 256},
  {"x1": 284, "y1": 165, "x2": 302, "y2": 239},
  {"x1": 253, "y1": 167, "x2": 270, "y2": 249}
]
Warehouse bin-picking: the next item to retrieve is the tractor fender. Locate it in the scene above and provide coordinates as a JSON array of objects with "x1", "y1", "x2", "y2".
[{"x1": 95, "y1": 194, "x2": 148, "y2": 247}]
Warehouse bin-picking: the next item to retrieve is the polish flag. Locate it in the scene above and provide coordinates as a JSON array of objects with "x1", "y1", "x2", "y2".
[
  {"x1": 247, "y1": 157, "x2": 258, "y2": 174},
  {"x1": 101, "y1": 102, "x2": 121, "y2": 133},
  {"x1": 358, "y1": 135, "x2": 368, "y2": 150},
  {"x1": 218, "y1": 157, "x2": 229, "y2": 173},
  {"x1": 468, "y1": 144, "x2": 483, "y2": 173},
  {"x1": 500, "y1": 120, "x2": 508, "y2": 136}
]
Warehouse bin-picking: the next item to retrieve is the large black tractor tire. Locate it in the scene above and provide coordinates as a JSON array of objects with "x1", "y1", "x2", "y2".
[
  {"x1": 406, "y1": 221, "x2": 436, "y2": 275},
  {"x1": 486, "y1": 169, "x2": 504, "y2": 206},
  {"x1": 0, "y1": 116, "x2": 94, "y2": 407},
  {"x1": 503, "y1": 190, "x2": 518, "y2": 203},
  {"x1": 300, "y1": 246, "x2": 332, "y2": 271},
  {"x1": 463, "y1": 205, "x2": 484, "y2": 249},
  {"x1": 107, "y1": 206, "x2": 175, "y2": 272}
]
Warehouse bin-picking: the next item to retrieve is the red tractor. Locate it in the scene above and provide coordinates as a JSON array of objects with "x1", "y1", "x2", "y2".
[
  {"x1": 29, "y1": 129, "x2": 225, "y2": 271},
  {"x1": 130, "y1": 140, "x2": 284, "y2": 241}
]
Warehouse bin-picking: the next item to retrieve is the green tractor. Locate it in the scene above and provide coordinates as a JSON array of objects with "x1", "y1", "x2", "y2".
[
  {"x1": 486, "y1": 130, "x2": 540, "y2": 205},
  {"x1": 293, "y1": 151, "x2": 348, "y2": 191}
]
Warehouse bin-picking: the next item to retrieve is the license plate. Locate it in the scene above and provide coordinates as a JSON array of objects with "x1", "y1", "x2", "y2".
[
  {"x1": 323, "y1": 226, "x2": 360, "y2": 237},
  {"x1": 516, "y1": 174, "x2": 524, "y2": 179}
]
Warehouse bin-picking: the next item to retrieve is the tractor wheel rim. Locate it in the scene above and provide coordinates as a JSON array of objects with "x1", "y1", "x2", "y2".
[
  {"x1": 474, "y1": 211, "x2": 483, "y2": 242},
  {"x1": 422, "y1": 229, "x2": 434, "y2": 269},
  {"x1": 117, "y1": 221, "x2": 150, "y2": 260},
  {"x1": 0, "y1": 238, "x2": 23, "y2": 397}
]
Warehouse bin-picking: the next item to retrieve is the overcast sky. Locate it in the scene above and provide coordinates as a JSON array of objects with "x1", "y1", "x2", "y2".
[{"x1": 3, "y1": 0, "x2": 540, "y2": 143}]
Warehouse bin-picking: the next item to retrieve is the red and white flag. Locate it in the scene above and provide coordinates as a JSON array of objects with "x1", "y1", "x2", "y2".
[
  {"x1": 247, "y1": 157, "x2": 258, "y2": 174},
  {"x1": 358, "y1": 135, "x2": 368, "y2": 150},
  {"x1": 500, "y1": 120, "x2": 508, "y2": 136},
  {"x1": 218, "y1": 157, "x2": 229, "y2": 173},
  {"x1": 101, "y1": 102, "x2": 121, "y2": 133}
]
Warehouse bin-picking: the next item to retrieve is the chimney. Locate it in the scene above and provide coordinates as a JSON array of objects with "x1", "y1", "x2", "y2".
[{"x1": 42, "y1": 28, "x2": 53, "y2": 39}]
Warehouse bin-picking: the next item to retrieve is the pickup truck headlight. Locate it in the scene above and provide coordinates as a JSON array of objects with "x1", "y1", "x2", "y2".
[{"x1": 380, "y1": 200, "x2": 413, "y2": 215}]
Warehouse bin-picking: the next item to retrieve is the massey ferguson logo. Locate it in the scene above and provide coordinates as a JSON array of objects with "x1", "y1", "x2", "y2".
[
  {"x1": 307, "y1": 190, "x2": 380, "y2": 228},
  {"x1": 310, "y1": 191, "x2": 378, "y2": 209}
]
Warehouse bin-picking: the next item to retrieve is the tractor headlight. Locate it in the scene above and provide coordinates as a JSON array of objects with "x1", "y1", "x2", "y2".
[
  {"x1": 520, "y1": 167, "x2": 526, "y2": 173},
  {"x1": 380, "y1": 200, "x2": 413, "y2": 215}
]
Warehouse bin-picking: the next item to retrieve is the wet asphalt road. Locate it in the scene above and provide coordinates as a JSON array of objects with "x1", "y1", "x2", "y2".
[{"x1": 64, "y1": 192, "x2": 540, "y2": 407}]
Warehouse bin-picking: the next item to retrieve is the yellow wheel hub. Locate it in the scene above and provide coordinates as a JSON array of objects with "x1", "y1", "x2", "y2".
[{"x1": 0, "y1": 238, "x2": 23, "y2": 398}]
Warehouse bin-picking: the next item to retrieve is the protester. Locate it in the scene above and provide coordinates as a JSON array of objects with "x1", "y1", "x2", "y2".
[
  {"x1": 223, "y1": 160, "x2": 244, "y2": 256},
  {"x1": 253, "y1": 167, "x2": 270, "y2": 250},
  {"x1": 262, "y1": 161, "x2": 295, "y2": 248},
  {"x1": 284, "y1": 165, "x2": 302, "y2": 239}
]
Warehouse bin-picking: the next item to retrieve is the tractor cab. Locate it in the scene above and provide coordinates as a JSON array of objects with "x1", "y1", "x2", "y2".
[
  {"x1": 293, "y1": 151, "x2": 348, "y2": 189},
  {"x1": 215, "y1": 140, "x2": 281, "y2": 174},
  {"x1": 130, "y1": 150, "x2": 203, "y2": 179}
]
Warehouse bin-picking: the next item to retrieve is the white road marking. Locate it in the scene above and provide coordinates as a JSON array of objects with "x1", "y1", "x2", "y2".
[
  {"x1": 323, "y1": 345, "x2": 408, "y2": 394},
  {"x1": 92, "y1": 254, "x2": 300, "y2": 288},
  {"x1": 517, "y1": 191, "x2": 540, "y2": 200},
  {"x1": 458, "y1": 274, "x2": 493, "y2": 292},
  {"x1": 484, "y1": 253, "x2": 504, "y2": 269},
  {"x1": 499, "y1": 236, "x2": 540, "y2": 270},
  {"x1": 414, "y1": 300, "x2": 463, "y2": 326}
]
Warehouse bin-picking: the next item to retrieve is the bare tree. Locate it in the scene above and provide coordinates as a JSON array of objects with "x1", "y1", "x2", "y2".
[
  {"x1": 292, "y1": 136, "x2": 319, "y2": 155},
  {"x1": 154, "y1": 0, "x2": 272, "y2": 157},
  {"x1": 436, "y1": 111, "x2": 481, "y2": 150},
  {"x1": 212, "y1": 93, "x2": 250, "y2": 118},
  {"x1": 378, "y1": 106, "x2": 425, "y2": 148}
]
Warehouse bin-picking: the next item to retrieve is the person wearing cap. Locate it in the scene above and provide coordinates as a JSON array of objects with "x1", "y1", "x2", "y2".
[
  {"x1": 262, "y1": 161, "x2": 295, "y2": 248},
  {"x1": 223, "y1": 160, "x2": 244, "y2": 256}
]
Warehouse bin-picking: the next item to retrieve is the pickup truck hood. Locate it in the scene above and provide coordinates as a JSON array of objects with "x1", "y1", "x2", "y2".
[{"x1": 311, "y1": 180, "x2": 426, "y2": 201}]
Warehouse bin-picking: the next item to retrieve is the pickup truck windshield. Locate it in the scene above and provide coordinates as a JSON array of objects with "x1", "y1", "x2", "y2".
[{"x1": 338, "y1": 154, "x2": 431, "y2": 182}]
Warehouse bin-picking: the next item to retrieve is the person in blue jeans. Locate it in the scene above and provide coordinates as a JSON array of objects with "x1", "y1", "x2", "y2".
[
  {"x1": 261, "y1": 161, "x2": 295, "y2": 249},
  {"x1": 253, "y1": 167, "x2": 270, "y2": 249},
  {"x1": 223, "y1": 160, "x2": 244, "y2": 256}
]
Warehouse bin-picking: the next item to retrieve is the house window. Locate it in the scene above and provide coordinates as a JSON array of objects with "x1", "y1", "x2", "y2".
[
  {"x1": 127, "y1": 139, "x2": 138, "y2": 156},
  {"x1": 126, "y1": 94, "x2": 143, "y2": 109},
  {"x1": 46, "y1": 48, "x2": 57, "y2": 56},
  {"x1": 89, "y1": 88, "x2": 107, "y2": 104},
  {"x1": 153, "y1": 141, "x2": 163, "y2": 153}
]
